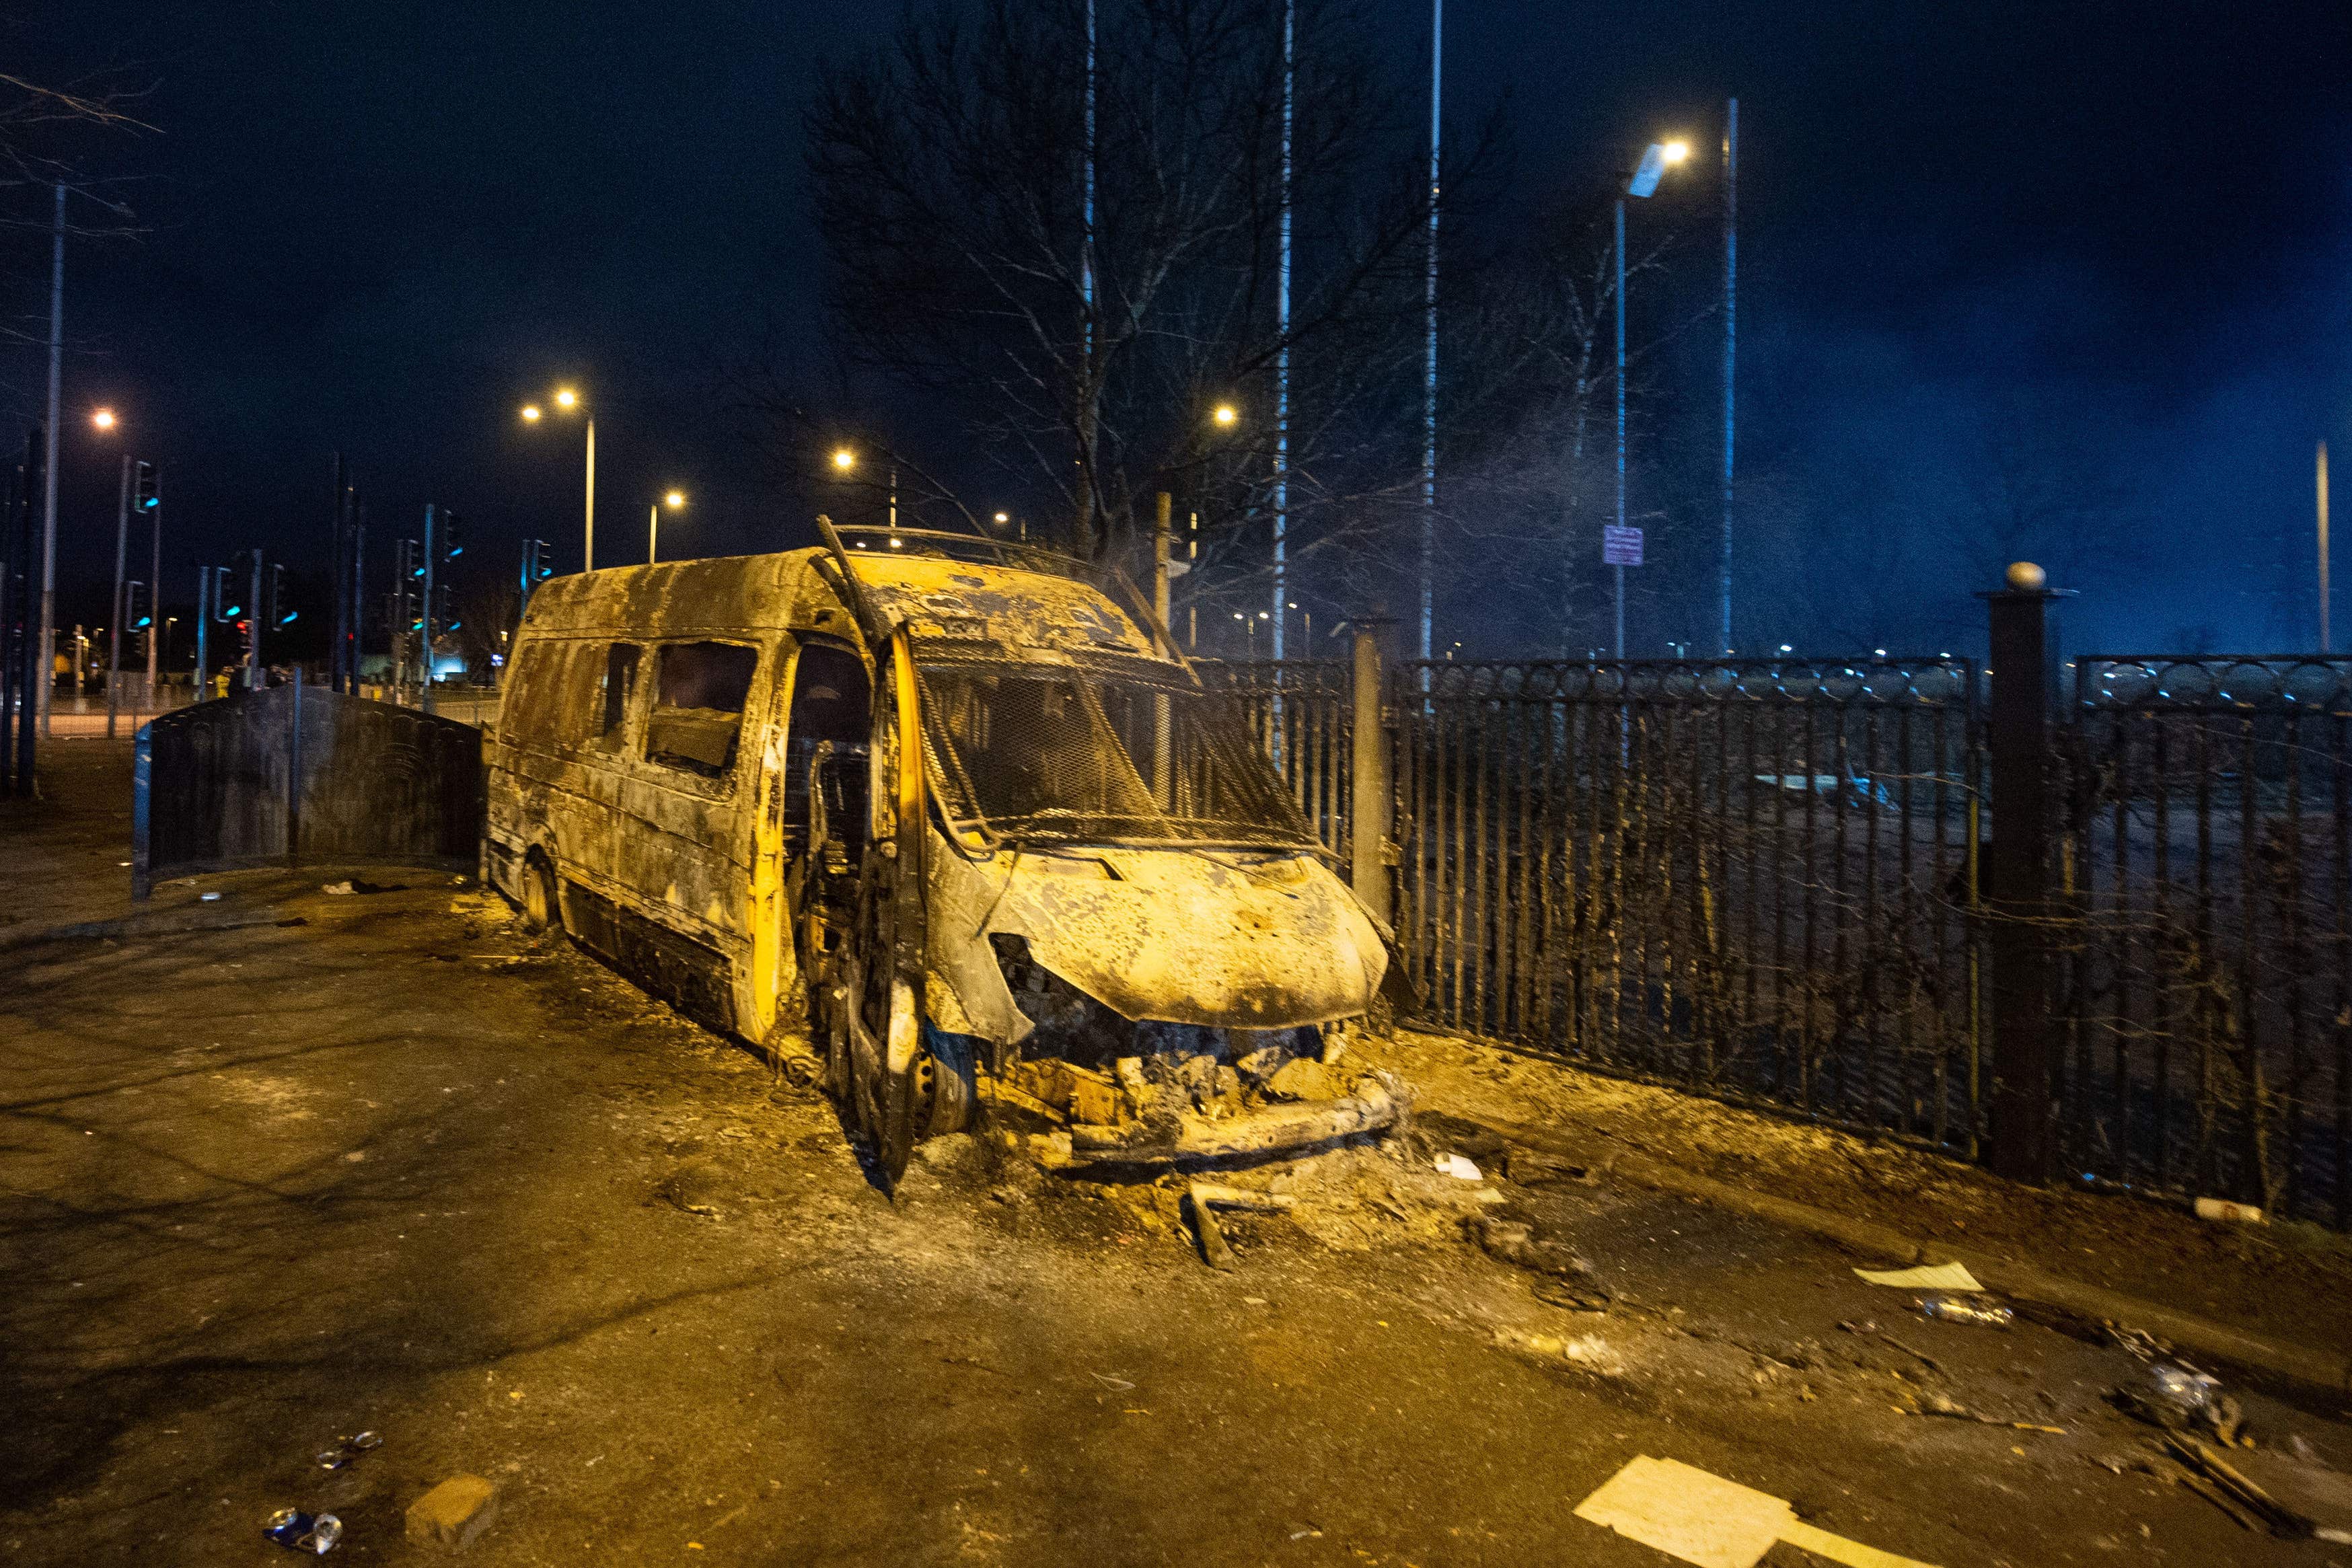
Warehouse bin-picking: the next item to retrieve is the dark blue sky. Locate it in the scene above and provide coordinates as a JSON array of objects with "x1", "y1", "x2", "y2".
[{"x1": 10, "y1": 0, "x2": 2350, "y2": 652}]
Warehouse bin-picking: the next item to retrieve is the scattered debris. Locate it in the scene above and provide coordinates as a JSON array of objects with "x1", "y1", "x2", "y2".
[
  {"x1": 1184, "y1": 1184, "x2": 1237, "y2": 1271},
  {"x1": 1853, "y1": 1261, "x2": 1984, "y2": 1292},
  {"x1": 2166, "y1": 1434, "x2": 2343, "y2": 1538},
  {"x1": 264, "y1": 1509, "x2": 342, "y2": 1555},
  {"x1": 1901, "y1": 1390, "x2": 2065, "y2": 1435},
  {"x1": 652, "y1": 1162, "x2": 724, "y2": 1218},
  {"x1": 405, "y1": 1474, "x2": 499, "y2": 1550},
  {"x1": 200, "y1": 892, "x2": 222, "y2": 902},
  {"x1": 1467, "y1": 1216, "x2": 1610, "y2": 1306},
  {"x1": 1873, "y1": 1329, "x2": 1944, "y2": 1373},
  {"x1": 1503, "y1": 1146, "x2": 1588, "y2": 1186},
  {"x1": 314, "y1": 1431, "x2": 382, "y2": 1470},
  {"x1": 1089, "y1": 1372, "x2": 1136, "y2": 1391},
  {"x1": 2116, "y1": 1364, "x2": 2246, "y2": 1446},
  {"x1": 2192, "y1": 1197, "x2": 2266, "y2": 1224},
  {"x1": 1494, "y1": 1326, "x2": 1629, "y2": 1378},
  {"x1": 1573, "y1": 1454, "x2": 1942, "y2": 1568},
  {"x1": 1916, "y1": 1294, "x2": 2013, "y2": 1329},
  {"x1": 1187, "y1": 1182, "x2": 1295, "y2": 1213},
  {"x1": 1434, "y1": 1154, "x2": 1482, "y2": 1181},
  {"x1": 321, "y1": 879, "x2": 402, "y2": 896}
]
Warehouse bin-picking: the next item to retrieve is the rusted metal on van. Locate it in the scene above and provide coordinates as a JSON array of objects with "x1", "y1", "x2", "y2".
[{"x1": 486, "y1": 529, "x2": 1398, "y2": 1184}]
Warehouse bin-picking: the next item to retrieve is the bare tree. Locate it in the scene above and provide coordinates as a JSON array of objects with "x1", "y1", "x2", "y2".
[{"x1": 796, "y1": 0, "x2": 1494, "y2": 604}]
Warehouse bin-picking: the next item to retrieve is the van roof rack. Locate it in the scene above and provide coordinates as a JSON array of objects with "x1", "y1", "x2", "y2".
[{"x1": 826, "y1": 523, "x2": 1094, "y2": 578}]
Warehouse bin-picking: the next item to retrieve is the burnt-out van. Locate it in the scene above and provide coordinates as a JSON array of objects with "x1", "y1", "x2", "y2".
[{"x1": 486, "y1": 525, "x2": 1401, "y2": 1179}]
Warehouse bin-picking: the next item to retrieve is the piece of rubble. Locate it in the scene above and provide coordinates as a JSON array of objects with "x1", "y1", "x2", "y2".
[
  {"x1": 1264, "y1": 1058, "x2": 1330, "y2": 1102},
  {"x1": 1467, "y1": 1215, "x2": 1605, "y2": 1290},
  {"x1": 1502, "y1": 1147, "x2": 1587, "y2": 1186},
  {"x1": 405, "y1": 1474, "x2": 499, "y2": 1550},
  {"x1": 1185, "y1": 1184, "x2": 1237, "y2": 1271}
]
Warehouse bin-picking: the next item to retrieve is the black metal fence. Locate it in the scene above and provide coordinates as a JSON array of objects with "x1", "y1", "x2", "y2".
[
  {"x1": 1218, "y1": 626, "x2": 2352, "y2": 1229},
  {"x1": 1387, "y1": 659, "x2": 1983, "y2": 1150},
  {"x1": 2063, "y1": 657, "x2": 2352, "y2": 1226},
  {"x1": 1200, "y1": 659, "x2": 1356, "y2": 874}
]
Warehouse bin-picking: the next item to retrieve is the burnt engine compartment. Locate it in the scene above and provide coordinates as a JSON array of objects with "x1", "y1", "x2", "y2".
[{"x1": 982, "y1": 934, "x2": 1356, "y2": 1131}]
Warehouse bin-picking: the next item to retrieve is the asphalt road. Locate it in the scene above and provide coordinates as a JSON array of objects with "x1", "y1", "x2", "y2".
[{"x1": 2, "y1": 741, "x2": 2343, "y2": 1566}]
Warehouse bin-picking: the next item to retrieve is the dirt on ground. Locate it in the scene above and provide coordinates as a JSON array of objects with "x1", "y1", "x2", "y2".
[{"x1": 5, "y1": 738, "x2": 2350, "y2": 1567}]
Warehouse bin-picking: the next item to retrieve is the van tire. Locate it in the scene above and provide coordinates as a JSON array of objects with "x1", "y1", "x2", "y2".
[{"x1": 522, "y1": 852, "x2": 562, "y2": 934}]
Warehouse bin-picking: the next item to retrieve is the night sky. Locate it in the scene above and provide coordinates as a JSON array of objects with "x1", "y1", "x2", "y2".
[{"x1": 10, "y1": 0, "x2": 2351, "y2": 655}]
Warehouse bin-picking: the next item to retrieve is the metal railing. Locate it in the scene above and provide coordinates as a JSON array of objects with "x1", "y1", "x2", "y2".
[
  {"x1": 2063, "y1": 657, "x2": 2352, "y2": 1224},
  {"x1": 1389, "y1": 658, "x2": 1983, "y2": 1150},
  {"x1": 1198, "y1": 659, "x2": 1355, "y2": 872}
]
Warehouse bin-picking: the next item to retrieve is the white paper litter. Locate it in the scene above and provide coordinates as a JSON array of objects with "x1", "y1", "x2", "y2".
[
  {"x1": 1434, "y1": 1154, "x2": 1482, "y2": 1181},
  {"x1": 1852, "y1": 1262, "x2": 1985, "y2": 1293}
]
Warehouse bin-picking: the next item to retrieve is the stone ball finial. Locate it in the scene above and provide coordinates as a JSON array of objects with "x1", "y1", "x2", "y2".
[{"x1": 2006, "y1": 561, "x2": 2047, "y2": 591}]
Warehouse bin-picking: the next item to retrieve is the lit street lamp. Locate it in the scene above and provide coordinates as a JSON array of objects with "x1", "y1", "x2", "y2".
[
  {"x1": 649, "y1": 490, "x2": 686, "y2": 564},
  {"x1": 830, "y1": 447, "x2": 897, "y2": 541},
  {"x1": 1613, "y1": 136, "x2": 1689, "y2": 659},
  {"x1": 521, "y1": 386, "x2": 595, "y2": 570}
]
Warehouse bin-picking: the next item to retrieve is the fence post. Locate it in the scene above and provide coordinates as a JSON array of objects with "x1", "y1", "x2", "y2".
[
  {"x1": 1983, "y1": 562, "x2": 2067, "y2": 1182},
  {"x1": 1350, "y1": 618, "x2": 1392, "y2": 927}
]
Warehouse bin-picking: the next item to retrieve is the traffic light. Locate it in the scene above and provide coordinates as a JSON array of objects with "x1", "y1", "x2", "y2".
[
  {"x1": 268, "y1": 564, "x2": 297, "y2": 628},
  {"x1": 209, "y1": 566, "x2": 240, "y2": 621},
  {"x1": 439, "y1": 511, "x2": 465, "y2": 564},
  {"x1": 133, "y1": 461, "x2": 161, "y2": 513},
  {"x1": 126, "y1": 580, "x2": 151, "y2": 632},
  {"x1": 436, "y1": 580, "x2": 462, "y2": 634},
  {"x1": 521, "y1": 538, "x2": 554, "y2": 597},
  {"x1": 398, "y1": 537, "x2": 425, "y2": 582}
]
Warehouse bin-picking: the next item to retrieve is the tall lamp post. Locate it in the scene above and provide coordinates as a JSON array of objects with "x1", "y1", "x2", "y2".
[
  {"x1": 1615, "y1": 136, "x2": 1689, "y2": 659},
  {"x1": 649, "y1": 490, "x2": 685, "y2": 563},
  {"x1": 521, "y1": 387, "x2": 595, "y2": 570}
]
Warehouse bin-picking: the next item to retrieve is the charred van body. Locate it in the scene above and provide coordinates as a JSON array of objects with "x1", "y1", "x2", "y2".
[{"x1": 486, "y1": 527, "x2": 1400, "y2": 1181}]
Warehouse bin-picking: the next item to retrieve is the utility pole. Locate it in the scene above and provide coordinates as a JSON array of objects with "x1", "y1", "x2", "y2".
[
  {"x1": 349, "y1": 498, "x2": 366, "y2": 694},
  {"x1": 106, "y1": 453, "x2": 128, "y2": 737},
  {"x1": 1720, "y1": 97, "x2": 1738, "y2": 655},
  {"x1": 1418, "y1": 0, "x2": 1442, "y2": 665},
  {"x1": 37, "y1": 182, "x2": 63, "y2": 737},
  {"x1": 1615, "y1": 196, "x2": 1627, "y2": 660},
  {"x1": 330, "y1": 453, "x2": 346, "y2": 691},
  {"x1": 1271, "y1": 0, "x2": 1293, "y2": 663}
]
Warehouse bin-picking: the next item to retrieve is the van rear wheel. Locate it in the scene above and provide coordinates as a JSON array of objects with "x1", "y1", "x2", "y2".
[{"x1": 521, "y1": 854, "x2": 562, "y2": 934}]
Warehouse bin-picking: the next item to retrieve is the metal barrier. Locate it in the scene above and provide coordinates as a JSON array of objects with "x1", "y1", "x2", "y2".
[
  {"x1": 1389, "y1": 658, "x2": 1983, "y2": 1150},
  {"x1": 133, "y1": 679, "x2": 482, "y2": 897},
  {"x1": 2064, "y1": 657, "x2": 2352, "y2": 1225},
  {"x1": 1198, "y1": 659, "x2": 1355, "y2": 872}
]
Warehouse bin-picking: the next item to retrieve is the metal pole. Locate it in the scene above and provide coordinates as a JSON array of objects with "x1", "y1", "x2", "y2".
[
  {"x1": 2321, "y1": 440, "x2": 2332, "y2": 653},
  {"x1": 145, "y1": 467, "x2": 161, "y2": 703},
  {"x1": 1614, "y1": 195, "x2": 1627, "y2": 661},
  {"x1": 583, "y1": 420, "x2": 596, "y2": 571},
  {"x1": 351, "y1": 499, "x2": 365, "y2": 695},
  {"x1": 37, "y1": 181, "x2": 63, "y2": 737},
  {"x1": 246, "y1": 552, "x2": 263, "y2": 691},
  {"x1": 649, "y1": 502, "x2": 659, "y2": 564},
  {"x1": 107, "y1": 453, "x2": 128, "y2": 737},
  {"x1": 194, "y1": 565, "x2": 209, "y2": 700},
  {"x1": 1349, "y1": 619, "x2": 1392, "y2": 926},
  {"x1": 422, "y1": 504, "x2": 437, "y2": 714},
  {"x1": 1418, "y1": 0, "x2": 1441, "y2": 664},
  {"x1": 1272, "y1": 0, "x2": 1292, "y2": 663},
  {"x1": 1720, "y1": 96, "x2": 1738, "y2": 655},
  {"x1": 1153, "y1": 491, "x2": 1173, "y2": 804},
  {"x1": 1985, "y1": 568, "x2": 2063, "y2": 1183}
]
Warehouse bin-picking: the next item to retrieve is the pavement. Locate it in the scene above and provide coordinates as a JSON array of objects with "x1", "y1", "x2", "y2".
[{"x1": 5, "y1": 738, "x2": 2350, "y2": 1567}]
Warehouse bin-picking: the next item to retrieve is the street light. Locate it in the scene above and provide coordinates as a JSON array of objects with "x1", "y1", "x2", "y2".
[
  {"x1": 1612, "y1": 135, "x2": 1691, "y2": 659},
  {"x1": 829, "y1": 447, "x2": 897, "y2": 538},
  {"x1": 649, "y1": 490, "x2": 686, "y2": 564},
  {"x1": 91, "y1": 408, "x2": 116, "y2": 431},
  {"x1": 521, "y1": 387, "x2": 595, "y2": 569},
  {"x1": 1212, "y1": 402, "x2": 1239, "y2": 428}
]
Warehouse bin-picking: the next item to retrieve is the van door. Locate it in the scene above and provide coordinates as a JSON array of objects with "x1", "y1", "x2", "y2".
[{"x1": 600, "y1": 638, "x2": 770, "y2": 1029}]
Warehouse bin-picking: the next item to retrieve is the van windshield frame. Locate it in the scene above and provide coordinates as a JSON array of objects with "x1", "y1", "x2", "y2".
[{"x1": 913, "y1": 650, "x2": 1317, "y2": 853}]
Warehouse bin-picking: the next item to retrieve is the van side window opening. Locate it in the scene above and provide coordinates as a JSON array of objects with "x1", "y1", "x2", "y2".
[
  {"x1": 782, "y1": 643, "x2": 872, "y2": 852},
  {"x1": 646, "y1": 642, "x2": 762, "y2": 780},
  {"x1": 595, "y1": 643, "x2": 642, "y2": 751}
]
